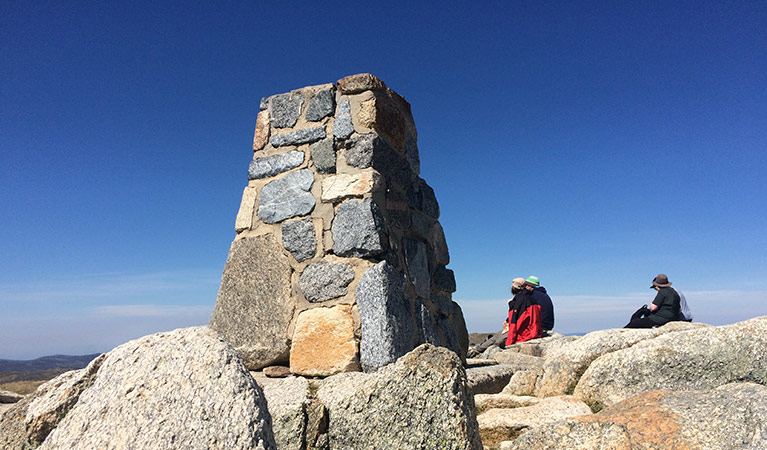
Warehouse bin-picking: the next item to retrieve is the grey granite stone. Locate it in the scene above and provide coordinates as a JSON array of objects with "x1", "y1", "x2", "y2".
[
  {"x1": 345, "y1": 133, "x2": 412, "y2": 188},
  {"x1": 403, "y1": 238, "x2": 430, "y2": 298},
  {"x1": 281, "y1": 219, "x2": 316, "y2": 262},
  {"x1": 449, "y1": 301, "x2": 470, "y2": 361},
  {"x1": 385, "y1": 187, "x2": 410, "y2": 229},
  {"x1": 417, "y1": 299, "x2": 441, "y2": 346},
  {"x1": 410, "y1": 211, "x2": 432, "y2": 240},
  {"x1": 271, "y1": 93, "x2": 304, "y2": 128},
  {"x1": 439, "y1": 316, "x2": 462, "y2": 359},
  {"x1": 345, "y1": 134, "x2": 375, "y2": 168},
  {"x1": 404, "y1": 136, "x2": 420, "y2": 175},
  {"x1": 260, "y1": 97, "x2": 268, "y2": 111},
  {"x1": 332, "y1": 198, "x2": 386, "y2": 258},
  {"x1": 429, "y1": 222, "x2": 450, "y2": 266},
  {"x1": 355, "y1": 261, "x2": 415, "y2": 371},
  {"x1": 299, "y1": 262, "x2": 355, "y2": 302},
  {"x1": 431, "y1": 295, "x2": 452, "y2": 318},
  {"x1": 209, "y1": 235, "x2": 294, "y2": 370},
  {"x1": 270, "y1": 126, "x2": 326, "y2": 147},
  {"x1": 407, "y1": 178, "x2": 440, "y2": 218},
  {"x1": 248, "y1": 150, "x2": 304, "y2": 180},
  {"x1": 306, "y1": 88, "x2": 335, "y2": 122},
  {"x1": 309, "y1": 138, "x2": 335, "y2": 174},
  {"x1": 333, "y1": 100, "x2": 353, "y2": 139},
  {"x1": 433, "y1": 266, "x2": 456, "y2": 293},
  {"x1": 258, "y1": 169, "x2": 315, "y2": 224}
]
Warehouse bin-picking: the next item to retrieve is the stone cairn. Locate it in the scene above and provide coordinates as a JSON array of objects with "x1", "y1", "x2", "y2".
[{"x1": 209, "y1": 73, "x2": 468, "y2": 376}]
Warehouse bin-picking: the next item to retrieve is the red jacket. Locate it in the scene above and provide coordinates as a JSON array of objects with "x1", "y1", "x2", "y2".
[{"x1": 506, "y1": 291, "x2": 542, "y2": 346}]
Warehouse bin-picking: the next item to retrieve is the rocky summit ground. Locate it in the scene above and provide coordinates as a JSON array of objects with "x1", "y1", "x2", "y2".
[{"x1": 1, "y1": 316, "x2": 766, "y2": 449}]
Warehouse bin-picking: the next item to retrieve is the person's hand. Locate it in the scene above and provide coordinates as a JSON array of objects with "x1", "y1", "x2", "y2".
[{"x1": 502, "y1": 322, "x2": 509, "y2": 333}]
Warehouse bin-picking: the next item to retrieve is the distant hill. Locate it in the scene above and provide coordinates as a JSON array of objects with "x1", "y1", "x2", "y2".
[{"x1": 0, "y1": 354, "x2": 101, "y2": 373}]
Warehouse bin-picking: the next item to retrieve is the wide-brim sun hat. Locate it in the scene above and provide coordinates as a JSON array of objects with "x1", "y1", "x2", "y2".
[{"x1": 651, "y1": 274, "x2": 672, "y2": 288}]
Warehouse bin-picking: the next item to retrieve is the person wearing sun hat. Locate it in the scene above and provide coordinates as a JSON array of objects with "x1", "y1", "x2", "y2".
[
  {"x1": 624, "y1": 274, "x2": 681, "y2": 328},
  {"x1": 468, "y1": 278, "x2": 528, "y2": 356},
  {"x1": 524, "y1": 276, "x2": 555, "y2": 332}
]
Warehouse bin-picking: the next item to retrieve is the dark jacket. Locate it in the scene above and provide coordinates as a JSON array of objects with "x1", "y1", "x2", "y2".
[
  {"x1": 506, "y1": 290, "x2": 542, "y2": 345},
  {"x1": 532, "y1": 286, "x2": 555, "y2": 330},
  {"x1": 649, "y1": 287, "x2": 681, "y2": 325}
]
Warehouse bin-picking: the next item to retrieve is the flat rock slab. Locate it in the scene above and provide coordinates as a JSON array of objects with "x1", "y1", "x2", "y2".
[
  {"x1": 536, "y1": 321, "x2": 705, "y2": 397},
  {"x1": 257, "y1": 169, "x2": 315, "y2": 224},
  {"x1": 509, "y1": 383, "x2": 767, "y2": 450},
  {"x1": 31, "y1": 327, "x2": 276, "y2": 450},
  {"x1": 477, "y1": 396, "x2": 592, "y2": 448},
  {"x1": 209, "y1": 234, "x2": 294, "y2": 369},
  {"x1": 574, "y1": 316, "x2": 767, "y2": 407},
  {"x1": 466, "y1": 364, "x2": 517, "y2": 395},
  {"x1": 474, "y1": 394, "x2": 540, "y2": 413},
  {"x1": 491, "y1": 352, "x2": 544, "y2": 371}
]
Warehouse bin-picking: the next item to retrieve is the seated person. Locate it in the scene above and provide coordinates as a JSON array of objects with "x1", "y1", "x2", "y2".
[
  {"x1": 625, "y1": 274, "x2": 681, "y2": 328},
  {"x1": 525, "y1": 276, "x2": 555, "y2": 333},
  {"x1": 506, "y1": 279, "x2": 543, "y2": 345},
  {"x1": 470, "y1": 278, "x2": 526, "y2": 356}
]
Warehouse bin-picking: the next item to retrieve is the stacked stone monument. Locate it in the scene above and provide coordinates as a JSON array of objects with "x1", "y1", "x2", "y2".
[{"x1": 209, "y1": 73, "x2": 467, "y2": 376}]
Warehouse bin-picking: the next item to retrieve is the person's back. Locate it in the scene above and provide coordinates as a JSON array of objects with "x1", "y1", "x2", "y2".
[
  {"x1": 532, "y1": 286, "x2": 555, "y2": 331},
  {"x1": 674, "y1": 288, "x2": 693, "y2": 321},
  {"x1": 649, "y1": 286, "x2": 680, "y2": 325}
]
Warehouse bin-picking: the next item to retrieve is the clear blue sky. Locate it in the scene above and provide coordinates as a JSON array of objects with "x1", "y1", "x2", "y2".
[{"x1": 2, "y1": 1, "x2": 766, "y2": 359}]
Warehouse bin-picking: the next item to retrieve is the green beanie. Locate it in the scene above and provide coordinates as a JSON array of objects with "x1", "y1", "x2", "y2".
[{"x1": 525, "y1": 276, "x2": 540, "y2": 286}]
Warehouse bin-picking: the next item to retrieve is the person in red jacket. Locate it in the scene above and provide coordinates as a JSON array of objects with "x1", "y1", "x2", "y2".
[{"x1": 506, "y1": 279, "x2": 543, "y2": 345}]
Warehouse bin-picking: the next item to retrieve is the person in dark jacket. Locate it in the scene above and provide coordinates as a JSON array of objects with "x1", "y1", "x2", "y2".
[
  {"x1": 525, "y1": 276, "x2": 555, "y2": 332},
  {"x1": 506, "y1": 280, "x2": 543, "y2": 345},
  {"x1": 625, "y1": 274, "x2": 681, "y2": 328}
]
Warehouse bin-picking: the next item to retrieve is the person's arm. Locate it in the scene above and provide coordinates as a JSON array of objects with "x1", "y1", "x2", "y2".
[{"x1": 648, "y1": 302, "x2": 659, "y2": 312}]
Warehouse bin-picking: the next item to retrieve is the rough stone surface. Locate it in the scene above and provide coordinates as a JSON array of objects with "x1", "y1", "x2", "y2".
[
  {"x1": 502, "y1": 369, "x2": 543, "y2": 396},
  {"x1": 331, "y1": 198, "x2": 386, "y2": 258},
  {"x1": 449, "y1": 301, "x2": 470, "y2": 361},
  {"x1": 477, "y1": 396, "x2": 592, "y2": 448},
  {"x1": 430, "y1": 222, "x2": 450, "y2": 266},
  {"x1": 270, "y1": 93, "x2": 304, "y2": 128},
  {"x1": 466, "y1": 364, "x2": 517, "y2": 395},
  {"x1": 536, "y1": 321, "x2": 704, "y2": 397},
  {"x1": 433, "y1": 266, "x2": 456, "y2": 293},
  {"x1": 491, "y1": 352, "x2": 545, "y2": 371},
  {"x1": 260, "y1": 376, "x2": 309, "y2": 450},
  {"x1": 270, "y1": 126, "x2": 326, "y2": 147},
  {"x1": 309, "y1": 138, "x2": 335, "y2": 174},
  {"x1": 281, "y1": 219, "x2": 316, "y2": 262},
  {"x1": 290, "y1": 305, "x2": 360, "y2": 376},
  {"x1": 253, "y1": 110, "x2": 270, "y2": 151},
  {"x1": 332, "y1": 100, "x2": 353, "y2": 139},
  {"x1": 321, "y1": 169, "x2": 383, "y2": 203},
  {"x1": 574, "y1": 316, "x2": 767, "y2": 407},
  {"x1": 37, "y1": 327, "x2": 277, "y2": 450},
  {"x1": 407, "y1": 178, "x2": 440, "y2": 218},
  {"x1": 403, "y1": 238, "x2": 430, "y2": 298},
  {"x1": 404, "y1": 136, "x2": 420, "y2": 175},
  {"x1": 0, "y1": 355, "x2": 106, "y2": 449},
  {"x1": 416, "y1": 299, "x2": 441, "y2": 346},
  {"x1": 263, "y1": 366, "x2": 292, "y2": 378},
  {"x1": 248, "y1": 150, "x2": 304, "y2": 180},
  {"x1": 474, "y1": 394, "x2": 540, "y2": 413},
  {"x1": 336, "y1": 73, "x2": 388, "y2": 94},
  {"x1": 509, "y1": 383, "x2": 767, "y2": 450},
  {"x1": 345, "y1": 133, "x2": 412, "y2": 187},
  {"x1": 258, "y1": 169, "x2": 315, "y2": 224},
  {"x1": 355, "y1": 261, "x2": 414, "y2": 371},
  {"x1": 234, "y1": 186, "x2": 257, "y2": 232},
  {"x1": 0, "y1": 390, "x2": 23, "y2": 404},
  {"x1": 209, "y1": 235, "x2": 293, "y2": 369},
  {"x1": 299, "y1": 262, "x2": 355, "y2": 302},
  {"x1": 317, "y1": 344, "x2": 483, "y2": 449},
  {"x1": 306, "y1": 88, "x2": 335, "y2": 122}
]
